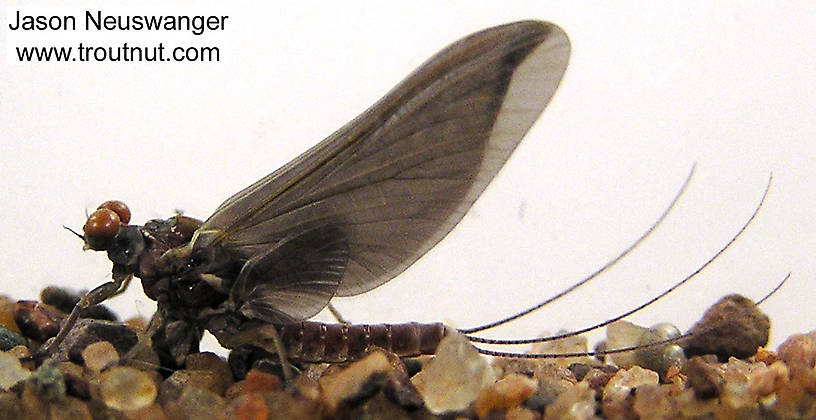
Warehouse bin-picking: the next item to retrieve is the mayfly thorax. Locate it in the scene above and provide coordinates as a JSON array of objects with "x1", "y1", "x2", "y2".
[{"x1": 40, "y1": 20, "x2": 775, "y2": 380}]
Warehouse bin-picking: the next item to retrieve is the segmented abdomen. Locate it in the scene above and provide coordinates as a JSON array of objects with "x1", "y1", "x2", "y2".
[{"x1": 279, "y1": 321, "x2": 447, "y2": 363}]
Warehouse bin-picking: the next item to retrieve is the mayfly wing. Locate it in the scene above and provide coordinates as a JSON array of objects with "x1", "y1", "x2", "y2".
[
  {"x1": 194, "y1": 21, "x2": 570, "y2": 322},
  {"x1": 233, "y1": 225, "x2": 350, "y2": 324}
]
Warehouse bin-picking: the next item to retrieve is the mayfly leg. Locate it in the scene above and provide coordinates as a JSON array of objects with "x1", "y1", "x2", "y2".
[
  {"x1": 33, "y1": 272, "x2": 133, "y2": 360},
  {"x1": 464, "y1": 172, "x2": 774, "y2": 359}
]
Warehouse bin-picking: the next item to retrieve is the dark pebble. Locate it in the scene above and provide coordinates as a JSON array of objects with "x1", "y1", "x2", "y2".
[
  {"x1": 523, "y1": 394, "x2": 552, "y2": 413},
  {"x1": 13, "y1": 300, "x2": 65, "y2": 342},
  {"x1": 684, "y1": 294, "x2": 770, "y2": 361},
  {"x1": 401, "y1": 357, "x2": 423, "y2": 378},
  {"x1": 383, "y1": 370, "x2": 425, "y2": 410},
  {"x1": 0, "y1": 325, "x2": 26, "y2": 351},
  {"x1": 682, "y1": 355, "x2": 723, "y2": 399},
  {"x1": 58, "y1": 319, "x2": 139, "y2": 364},
  {"x1": 41, "y1": 286, "x2": 118, "y2": 321},
  {"x1": 40, "y1": 286, "x2": 79, "y2": 314},
  {"x1": 228, "y1": 345, "x2": 290, "y2": 380},
  {"x1": 568, "y1": 363, "x2": 593, "y2": 381},
  {"x1": 0, "y1": 393, "x2": 25, "y2": 418},
  {"x1": 341, "y1": 371, "x2": 388, "y2": 407},
  {"x1": 57, "y1": 362, "x2": 90, "y2": 399}
]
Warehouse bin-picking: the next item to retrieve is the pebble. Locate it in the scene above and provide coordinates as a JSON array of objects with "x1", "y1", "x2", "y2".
[
  {"x1": 605, "y1": 319, "x2": 686, "y2": 378},
  {"x1": 531, "y1": 330, "x2": 591, "y2": 367},
  {"x1": 601, "y1": 365, "x2": 659, "y2": 418},
  {"x1": 605, "y1": 320, "x2": 648, "y2": 369},
  {"x1": 13, "y1": 300, "x2": 65, "y2": 342},
  {"x1": 319, "y1": 349, "x2": 392, "y2": 411},
  {"x1": 383, "y1": 369, "x2": 425, "y2": 410},
  {"x1": 59, "y1": 318, "x2": 139, "y2": 364},
  {"x1": 57, "y1": 361, "x2": 91, "y2": 399},
  {"x1": 0, "y1": 351, "x2": 30, "y2": 390},
  {"x1": 580, "y1": 366, "x2": 619, "y2": 392},
  {"x1": 176, "y1": 385, "x2": 227, "y2": 420},
  {"x1": 240, "y1": 386, "x2": 322, "y2": 419},
  {"x1": 493, "y1": 358, "x2": 577, "y2": 404},
  {"x1": 0, "y1": 296, "x2": 21, "y2": 334},
  {"x1": 683, "y1": 355, "x2": 724, "y2": 399},
  {"x1": 412, "y1": 330, "x2": 495, "y2": 414},
  {"x1": 3, "y1": 288, "x2": 816, "y2": 418},
  {"x1": 122, "y1": 403, "x2": 168, "y2": 420},
  {"x1": 472, "y1": 373, "x2": 538, "y2": 418},
  {"x1": 0, "y1": 325, "x2": 25, "y2": 352},
  {"x1": 777, "y1": 330, "x2": 816, "y2": 369},
  {"x1": 543, "y1": 381, "x2": 596, "y2": 420},
  {"x1": 186, "y1": 351, "x2": 234, "y2": 389},
  {"x1": 29, "y1": 359, "x2": 66, "y2": 401},
  {"x1": 632, "y1": 383, "x2": 675, "y2": 418},
  {"x1": 48, "y1": 395, "x2": 93, "y2": 420},
  {"x1": 684, "y1": 294, "x2": 770, "y2": 360},
  {"x1": 81, "y1": 341, "x2": 119, "y2": 372},
  {"x1": 99, "y1": 366, "x2": 158, "y2": 411},
  {"x1": 231, "y1": 392, "x2": 268, "y2": 420},
  {"x1": 40, "y1": 286, "x2": 118, "y2": 321},
  {"x1": 0, "y1": 393, "x2": 24, "y2": 418},
  {"x1": 635, "y1": 323, "x2": 685, "y2": 376},
  {"x1": 159, "y1": 369, "x2": 225, "y2": 404},
  {"x1": 243, "y1": 368, "x2": 281, "y2": 394}
]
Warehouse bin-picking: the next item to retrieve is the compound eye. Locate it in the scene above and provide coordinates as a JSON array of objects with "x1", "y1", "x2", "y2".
[
  {"x1": 83, "y1": 208, "x2": 121, "y2": 251},
  {"x1": 97, "y1": 200, "x2": 131, "y2": 224}
]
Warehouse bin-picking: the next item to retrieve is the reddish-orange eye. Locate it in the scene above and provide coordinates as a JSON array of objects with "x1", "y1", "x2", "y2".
[
  {"x1": 97, "y1": 200, "x2": 131, "y2": 224},
  {"x1": 83, "y1": 208, "x2": 121, "y2": 250}
]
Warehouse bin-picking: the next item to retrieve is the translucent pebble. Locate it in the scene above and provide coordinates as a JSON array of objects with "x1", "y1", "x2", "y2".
[
  {"x1": 100, "y1": 366, "x2": 157, "y2": 411},
  {"x1": 632, "y1": 384, "x2": 674, "y2": 418},
  {"x1": 0, "y1": 352, "x2": 31, "y2": 390},
  {"x1": 473, "y1": 373, "x2": 538, "y2": 418},
  {"x1": 412, "y1": 330, "x2": 495, "y2": 413},
  {"x1": 544, "y1": 381, "x2": 596, "y2": 420},
  {"x1": 531, "y1": 330, "x2": 590, "y2": 367},
  {"x1": 603, "y1": 365, "x2": 659, "y2": 403},
  {"x1": 81, "y1": 340, "x2": 119, "y2": 372},
  {"x1": 606, "y1": 320, "x2": 648, "y2": 368},
  {"x1": 602, "y1": 366, "x2": 659, "y2": 419}
]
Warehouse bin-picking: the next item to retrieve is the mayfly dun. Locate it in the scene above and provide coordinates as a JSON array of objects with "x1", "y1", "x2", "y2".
[{"x1": 40, "y1": 20, "x2": 774, "y2": 381}]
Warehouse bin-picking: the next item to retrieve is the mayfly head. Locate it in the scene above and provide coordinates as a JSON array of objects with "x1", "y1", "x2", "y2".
[{"x1": 81, "y1": 200, "x2": 131, "y2": 251}]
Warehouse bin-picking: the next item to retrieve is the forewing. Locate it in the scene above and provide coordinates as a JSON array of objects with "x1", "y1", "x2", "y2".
[{"x1": 198, "y1": 21, "x2": 570, "y2": 298}]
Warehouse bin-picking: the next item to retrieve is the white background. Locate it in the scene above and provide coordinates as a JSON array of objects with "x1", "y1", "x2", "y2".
[{"x1": 1, "y1": 1, "x2": 813, "y2": 355}]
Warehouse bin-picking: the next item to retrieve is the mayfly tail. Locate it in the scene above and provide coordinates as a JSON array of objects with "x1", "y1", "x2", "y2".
[
  {"x1": 459, "y1": 163, "x2": 696, "y2": 335},
  {"x1": 466, "y1": 172, "x2": 772, "y2": 346},
  {"x1": 473, "y1": 271, "x2": 789, "y2": 359}
]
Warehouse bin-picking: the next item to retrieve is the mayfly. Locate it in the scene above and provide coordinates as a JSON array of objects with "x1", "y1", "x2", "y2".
[{"x1": 42, "y1": 20, "x2": 771, "y2": 378}]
